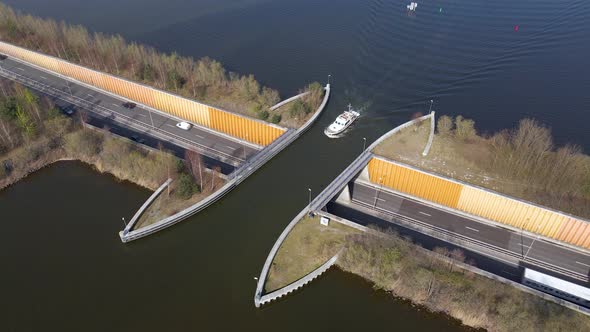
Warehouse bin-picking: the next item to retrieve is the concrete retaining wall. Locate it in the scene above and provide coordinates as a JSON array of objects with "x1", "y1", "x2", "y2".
[
  {"x1": 121, "y1": 84, "x2": 331, "y2": 242},
  {"x1": 254, "y1": 115, "x2": 431, "y2": 307},
  {"x1": 269, "y1": 91, "x2": 310, "y2": 111},
  {"x1": 259, "y1": 252, "x2": 340, "y2": 306}
]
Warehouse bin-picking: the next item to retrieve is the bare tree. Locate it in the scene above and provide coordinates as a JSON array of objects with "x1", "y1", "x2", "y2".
[{"x1": 185, "y1": 149, "x2": 204, "y2": 191}]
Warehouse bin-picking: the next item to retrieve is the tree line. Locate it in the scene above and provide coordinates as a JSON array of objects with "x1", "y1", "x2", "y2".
[
  {"x1": 0, "y1": 4, "x2": 285, "y2": 120},
  {"x1": 437, "y1": 115, "x2": 590, "y2": 217}
]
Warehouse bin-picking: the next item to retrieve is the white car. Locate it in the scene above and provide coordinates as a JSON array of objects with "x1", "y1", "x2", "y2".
[{"x1": 176, "y1": 121, "x2": 192, "y2": 130}]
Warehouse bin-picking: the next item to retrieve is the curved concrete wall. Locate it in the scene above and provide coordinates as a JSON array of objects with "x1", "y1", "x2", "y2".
[
  {"x1": 0, "y1": 41, "x2": 286, "y2": 146},
  {"x1": 367, "y1": 157, "x2": 590, "y2": 250}
]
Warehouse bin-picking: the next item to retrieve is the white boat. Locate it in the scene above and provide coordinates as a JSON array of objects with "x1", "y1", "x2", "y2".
[
  {"x1": 407, "y1": 2, "x2": 418, "y2": 11},
  {"x1": 324, "y1": 104, "x2": 360, "y2": 138}
]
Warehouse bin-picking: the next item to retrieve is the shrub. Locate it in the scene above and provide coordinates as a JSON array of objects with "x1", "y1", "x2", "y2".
[
  {"x1": 64, "y1": 130, "x2": 102, "y2": 158},
  {"x1": 257, "y1": 110, "x2": 269, "y2": 121},
  {"x1": 289, "y1": 100, "x2": 311, "y2": 119},
  {"x1": 176, "y1": 173, "x2": 198, "y2": 199},
  {"x1": 454, "y1": 115, "x2": 476, "y2": 141},
  {"x1": 437, "y1": 115, "x2": 453, "y2": 136},
  {"x1": 270, "y1": 114, "x2": 282, "y2": 124}
]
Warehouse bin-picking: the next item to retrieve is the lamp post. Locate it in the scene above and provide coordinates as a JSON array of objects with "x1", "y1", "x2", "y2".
[
  {"x1": 243, "y1": 135, "x2": 249, "y2": 162},
  {"x1": 373, "y1": 177, "x2": 383, "y2": 208},
  {"x1": 523, "y1": 220, "x2": 543, "y2": 260},
  {"x1": 428, "y1": 99, "x2": 434, "y2": 113},
  {"x1": 362, "y1": 137, "x2": 367, "y2": 151},
  {"x1": 328, "y1": 74, "x2": 331, "y2": 85},
  {"x1": 65, "y1": 80, "x2": 73, "y2": 95},
  {"x1": 308, "y1": 188, "x2": 312, "y2": 207},
  {"x1": 122, "y1": 217, "x2": 127, "y2": 228},
  {"x1": 148, "y1": 109, "x2": 155, "y2": 128}
]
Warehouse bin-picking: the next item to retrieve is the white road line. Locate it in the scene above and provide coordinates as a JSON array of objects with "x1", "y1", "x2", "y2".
[
  {"x1": 16, "y1": 67, "x2": 24, "y2": 71},
  {"x1": 136, "y1": 113, "x2": 146, "y2": 117},
  {"x1": 40, "y1": 76, "x2": 47, "y2": 79},
  {"x1": 112, "y1": 103, "x2": 119, "y2": 107},
  {"x1": 225, "y1": 145, "x2": 235, "y2": 150},
  {"x1": 576, "y1": 261, "x2": 590, "y2": 268},
  {"x1": 518, "y1": 243, "x2": 530, "y2": 248},
  {"x1": 418, "y1": 211, "x2": 432, "y2": 217},
  {"x1": 502, "y1": 270, "x2": 518, "y2": 277},
  {"x1": 465, "y1": 226, "x2": 480, "y2": 233},
  {"x1": 195, "y1": 134, "x2": 205, "y2": 139},
  {"x1": 376, "y1": 198, "x2": 386, "y2": 202},
  {"x1": 166, "y1": 124, "x2": 176, "y2": 128},
  {"x1": 87, "y1": 93, "x2": 93, "y2": 98}
]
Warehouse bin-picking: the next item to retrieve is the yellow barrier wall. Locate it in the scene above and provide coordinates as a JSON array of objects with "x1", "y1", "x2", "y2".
[
  {"x1": 0, "y1": 41, "x2": 285, "y2": 146},
  {"x1": 368, "y1": 158, "x2": 463, "y2": 208},
  {"x1": 367, "y1": 157, "x2": 590, "y2": 250}
]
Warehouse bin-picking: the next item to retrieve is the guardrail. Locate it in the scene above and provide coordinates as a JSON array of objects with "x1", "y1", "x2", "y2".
[
  {"x1": 123, "y1": 178, "x2": 172, "y2": 234},
  {"x1": 0, "y1": 65, "x2": 247, "y2": 166},
  {"x1": 269, "y1": 91, "x2": 310, "y2": 111},
  {"x1": 259, "y1": 251, "x2": 340, "y2": 306},
  {"x1": 121, "y1": 84, "x2": 331, "y2": 242},
  {"x1": 349, "y1": 195, "x2": 588, "y2": 282}
]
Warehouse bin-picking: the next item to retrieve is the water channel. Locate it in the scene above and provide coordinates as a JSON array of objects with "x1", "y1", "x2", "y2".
[{"x1": 2, "y1": 0, "x2": 590, "y2": 330}]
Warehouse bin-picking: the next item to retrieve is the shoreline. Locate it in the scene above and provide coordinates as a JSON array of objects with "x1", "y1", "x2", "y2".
[{"x1": 0, "y1": 154, "x2": 157, "y2": 194}]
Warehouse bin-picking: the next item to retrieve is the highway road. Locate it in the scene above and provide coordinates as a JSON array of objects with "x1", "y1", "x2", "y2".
[
  {"x1": 339, "y1": 180, "x2": 590, "y2": 283},
  {"x1": 0, "y1": 56, "x2": 259, "y2": 168}
]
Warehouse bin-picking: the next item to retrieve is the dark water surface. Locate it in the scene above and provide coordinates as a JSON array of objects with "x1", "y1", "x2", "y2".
[{"x1": 2, "y1": 0, "x2": 590, "y2": 330}]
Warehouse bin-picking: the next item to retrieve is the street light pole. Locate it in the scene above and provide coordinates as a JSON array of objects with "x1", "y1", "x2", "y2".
[
  {"x1": 148, "y1": 109, "x2": 155, "y2": 128},
  {"x1": 523, "y1": 221, "x2": 543, "y2": 260},
  {"x1": 243, "y1": 135, "x2": 249, "y2": 161},
  {"x1": 308, "y1": 188, "x2": 312, "y2": 207},
  {"x1": 363, "y1": 137, "x2": 367, "y2": 151},
  {"x1": 122, "y1": 217, "x2": 127, "y2": 228},
  {"x1": 65, "y1": 80, "x2": 73, "y2": 95},
  {"x1": 328, "y1": 74, "x2": 331, "y2": 85},
  {"x1": 428, "y1": 99, "x2": 434, "y2": 113},
  {"x1": 373, "y1": 177, "x2": 383, "y2": 208}
]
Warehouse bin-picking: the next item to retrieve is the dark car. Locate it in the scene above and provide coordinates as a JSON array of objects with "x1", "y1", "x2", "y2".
[
  {"x1": 130, "y1": 135, "x2": 146, "y2": 144},
  {"x1": 0, "y1": 54, "x2": 7, "y2": 61},
  {"x1": 122, "y1": 102, "x2": 137, "y2": 109},
  {"x1": 59, "y1": 105, "x2": 76, "y2": 116}
]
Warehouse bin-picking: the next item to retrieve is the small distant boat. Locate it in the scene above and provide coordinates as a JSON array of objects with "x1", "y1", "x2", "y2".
[
  {"x1": 324, "y1": 104, "x2": 360, "y2": 138},
  {"x1": 407, "y1": 2, "x2": 418, "y2": 11}
]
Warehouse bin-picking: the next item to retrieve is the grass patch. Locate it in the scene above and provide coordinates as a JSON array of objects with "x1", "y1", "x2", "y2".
[
  {"x1": 372, "y1": 118, "x2": 431, "y2": 161},
  {"x1": 338, "y1": 229, "x2": 590, "y2": 332},
  {"x1": 372, "y1": 115, "x2": 590, "y2": 219},
  {"x1": 264, "y1": 216, "x2": 358, "y2": 292},
  {"x1": 134, "y1": 175, "x2": 226, "y2": 229}
]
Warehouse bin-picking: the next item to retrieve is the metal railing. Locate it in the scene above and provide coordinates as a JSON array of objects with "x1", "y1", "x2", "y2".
[{"x1": 0, "y1": 65, "x2": 246, "y2": 166}]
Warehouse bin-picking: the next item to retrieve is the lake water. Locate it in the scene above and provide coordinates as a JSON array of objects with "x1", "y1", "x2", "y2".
[{"x1": 2, "y1": 0, "x2": 590, "y2": 330}]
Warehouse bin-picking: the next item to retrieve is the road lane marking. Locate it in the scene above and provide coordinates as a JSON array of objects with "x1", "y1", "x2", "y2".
[
  {"x1": 195, "y1": 134, "x2": 205, "y2": 139},
  {"x1": 518, "y1": 243, "x2": 530, "y2": 248},
  {"x1": 502, "y1": 270, "x2": 518, "y2": 277},
  {"x1": 166, "y1": 124, "x2": 176, "y2": 128},
  {"x1": 112, "y1": 103, "x2": 119, "y2": 107},
  {"x1": 16, "y1": 67, "x2": 24, "y2": 71},
  {"x1": 135, "y1": 113, "x2": 146, "y2": 117},
  {"x1": 576, "y1": 261, "x2": 590, "y2": 268},
  {"x1": 225, "y1": 145, "x2": 235, "y2": 150},
  {"x1": 465, "y1": 226, "x2": 480, "y2": 233},
  {"x1": 376, "y1": 198, "x2": 386, "y2": 202},
  {"x1": 418, "y1": 211, "x2": 431, "y2": 217},
  {"x1": 87, "y1": 93, "x2": 94, "y2": 98},
  {"x1": 40, "y1": 76, "x2": 47, "y2": 79}
]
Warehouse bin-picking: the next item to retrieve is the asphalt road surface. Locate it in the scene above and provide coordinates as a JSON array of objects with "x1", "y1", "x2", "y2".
[
  {"x1": 341, "y1": 180, "x2": 590, "y2": 283},
  {"x1": 0, "y1": 56, "x2": 259, "y2": 169}
]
